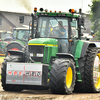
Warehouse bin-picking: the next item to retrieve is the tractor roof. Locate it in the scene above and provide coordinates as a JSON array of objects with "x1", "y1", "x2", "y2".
[
  {"x1": 36, "y1": 12, "x2": 80, "y2": 18},
  {"x1": 12, "y1": 27, "x2": 29, "y2": 30}
]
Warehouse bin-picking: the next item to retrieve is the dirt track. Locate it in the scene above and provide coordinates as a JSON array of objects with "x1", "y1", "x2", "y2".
[
  {"x1": 0, "y1": 79, "x2": 100, "y2": 100},
  {"x1": 1, "y1": 85, "x2": 100, "y2": 100}
]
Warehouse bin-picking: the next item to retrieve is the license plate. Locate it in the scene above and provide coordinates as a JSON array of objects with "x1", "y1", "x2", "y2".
[{"x1": 6, "y1": 62, "x2": 43, "y2": 85}]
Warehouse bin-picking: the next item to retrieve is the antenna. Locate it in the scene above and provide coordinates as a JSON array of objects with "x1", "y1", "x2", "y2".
[{"x1": 81, "y1": 0, "x2": 83, "y2": 9}]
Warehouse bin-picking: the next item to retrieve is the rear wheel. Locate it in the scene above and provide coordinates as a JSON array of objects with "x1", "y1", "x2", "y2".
[
  {"x1": 1, "y1": 55, "x2": 23, "y2": 91},
  {"x1": 49, "y1": 58, "x2": 76, "y2": 94},
  {"x1": 84, "y1": 47, "x2": 100, "y2": 92}
]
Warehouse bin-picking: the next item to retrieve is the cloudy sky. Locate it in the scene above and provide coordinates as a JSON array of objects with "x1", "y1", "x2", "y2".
[{"x1": 0, "y1": 0, "x2": 92, "y2": 13}]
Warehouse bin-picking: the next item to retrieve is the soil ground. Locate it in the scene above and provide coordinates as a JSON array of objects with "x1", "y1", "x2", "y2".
[{"x1": 0, "y1": 84, "x2": 100, "y2": 100}]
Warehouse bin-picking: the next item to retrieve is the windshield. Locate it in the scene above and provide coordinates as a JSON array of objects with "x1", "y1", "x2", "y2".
[
  {"x1": 37, "y1": 17, "x2": 68, "y2": 38},
  {"x1": 1, "y1": 32, "x2": 12, "y2": 40},
  {"x1": 17, "y1": 30, "x2": 30, "y2": 41}
]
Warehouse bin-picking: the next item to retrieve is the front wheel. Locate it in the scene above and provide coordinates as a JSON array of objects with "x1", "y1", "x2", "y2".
[
  {"x1": 1, "y1": 55, "x2": 23, "y2": 91},
  {"x1": 49, "y1": 58, "x2": 76, "y2": 94}
]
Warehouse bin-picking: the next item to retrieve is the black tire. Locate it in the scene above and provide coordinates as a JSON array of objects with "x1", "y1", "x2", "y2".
[
  {"x1": 84, "y1": 47, "x2": 100, "y2": 92},
  {"x1": 49, "y1": 58, "x2": 76, "y2": 94},
  {"x1": 1, "y1": 55, "x2": 23, "y2": 91}
]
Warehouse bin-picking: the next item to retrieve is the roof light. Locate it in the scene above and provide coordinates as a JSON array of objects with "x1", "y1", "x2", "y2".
[
  {"x1": 59, "y1": 11, "x2": 61, "y2": 13},
  {"x1": 45, "y1": 9, "x2": 48, "y2": 12},
  {"x1": 50, "y1": 10, "x2": 52, "y2": 12},
  {"x1": 93, "y1": 34, "x2": 95, "y2": 37},
  {"x1": 69, "y1": 9, "x2": 76, "y2": 13},
  {"x1": 34, "y1": 7, "x2": 37, "y2": 12},
  {"x1": 69, "y1": 39, "x2": 72, "y2": 42},
  {"x1": 10, "y1": 27, "x2": 12, "y2": 29},
  {"x1": 30, "y1": 23, "x2": 32, "y2": 26},
  {"x1": 40, "y1": 8, "x2": 43, "y2": 12},
  {"x1": 55, "y1": 11, "x2": 56, "y2": 13}
]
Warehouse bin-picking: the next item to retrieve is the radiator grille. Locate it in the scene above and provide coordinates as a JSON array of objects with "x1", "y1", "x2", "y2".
[{"x1": 28, "y1": 45, "x2": 44, "y2": 62}]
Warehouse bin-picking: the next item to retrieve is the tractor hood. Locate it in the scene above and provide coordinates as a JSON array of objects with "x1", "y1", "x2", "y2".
[{"x1": 28, "y1": 38, "x2": 58, "y2": 45}]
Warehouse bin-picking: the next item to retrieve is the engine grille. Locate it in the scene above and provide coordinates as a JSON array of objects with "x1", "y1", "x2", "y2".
[{"x1": 28, "y1": 45, "x2": 44, "y2": 62}]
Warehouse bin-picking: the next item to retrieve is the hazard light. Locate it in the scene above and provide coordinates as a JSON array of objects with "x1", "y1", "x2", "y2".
[
  {"x1": 69, "y1": 9, "x2": 76, "y2": 13},
  {"x1": 34, "y1": 7, "x2": 37, "y2": 12}
]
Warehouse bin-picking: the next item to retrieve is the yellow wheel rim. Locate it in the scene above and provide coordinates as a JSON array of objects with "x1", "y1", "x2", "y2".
[
  {"x1": 66, "y1": 67, "x2": 73, "y2": 88},
  {"x1": 93, "y1": 53, "x2": 100, "y2": 89}
]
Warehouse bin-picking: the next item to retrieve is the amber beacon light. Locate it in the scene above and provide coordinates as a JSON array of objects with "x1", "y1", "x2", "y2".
[{"x1": 34, "y1": 7, "x2": 37, "y2": 12}]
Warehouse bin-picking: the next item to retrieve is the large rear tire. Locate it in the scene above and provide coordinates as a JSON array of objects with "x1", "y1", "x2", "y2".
[
  {"x1": 1, "y1": 55, "x2": 23, "y2": 91},
  {"x1": 84, "y1": 47, "x2": 100, "y2": 92},
  {"x1": 49, "y1": 58, "x2": 76, "y2": 94}
]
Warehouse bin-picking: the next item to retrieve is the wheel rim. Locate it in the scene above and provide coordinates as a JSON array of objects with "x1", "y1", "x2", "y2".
[
  {"x1": 93, "y1": 53, "x2": 100, "y2": 89},
  {"x1": 66, "y1": 67, "x2": 73, "y2": 88}
]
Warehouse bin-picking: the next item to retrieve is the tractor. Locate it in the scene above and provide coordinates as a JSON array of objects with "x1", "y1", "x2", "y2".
[
  {"x1": 5, "y1": 27, "x2": 31, "y2": 56},
  {"x1": 1, "y1": 8, "x2": 100, "y2": 94}
]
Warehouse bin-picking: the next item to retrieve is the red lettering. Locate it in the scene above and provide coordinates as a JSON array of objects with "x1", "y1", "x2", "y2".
[
  {"x1": 13, "y1": 71, "x2": 17, "y2": 75},
  {"x1": 8, "y1": 71, "x2": 12, "y2": 75},
  {"x1": 19, "y1": 71, "x2": 22, "y2": 75}
]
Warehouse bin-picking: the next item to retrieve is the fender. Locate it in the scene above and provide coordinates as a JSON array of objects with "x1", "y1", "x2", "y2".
[
  {"x1": 8, "y1": 50, "x2": 25, "y2": 61},
  {"x1": 8, "y1": 50, "x2": 25, "y2": 56},
  {"x1": 6, "y1": 41, "x2": 24, "y2": 51},
  {"x1": 56, "y1": 53, "x2": 75, "y2": 62},
  {"x1": 74, "y1": 40, "x2": 96, "y2": 58}
]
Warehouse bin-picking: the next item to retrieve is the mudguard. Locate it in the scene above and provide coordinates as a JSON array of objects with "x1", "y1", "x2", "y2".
[
  {"x1": 56, "y1": 53, "x2": 75, "y2": 62},
  {"x1": 6, "y1": 41, "x2": 25, "y2": 51},
  {"x1": 73, "y1": 40, "x2": 96, "y2": 58}
]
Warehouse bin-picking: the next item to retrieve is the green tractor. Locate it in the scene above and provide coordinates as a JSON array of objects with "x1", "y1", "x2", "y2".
[
  {"x1": 5, "y1": 27, "x2": 31, "y2": 56},
  {"x1": 1, "y1": 8, "x2": 100, "y2": 94}
]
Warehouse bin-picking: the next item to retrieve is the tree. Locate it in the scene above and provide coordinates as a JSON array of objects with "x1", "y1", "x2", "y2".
[{"x1": 89, "y1": 0, "x2": 100, "y2": 40}]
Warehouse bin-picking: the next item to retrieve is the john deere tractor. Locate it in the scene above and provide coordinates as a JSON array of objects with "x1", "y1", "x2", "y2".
[
  {"x1": 1, "y1": 8, "x2": 100, "y2": 94},
  {"x1": 5, "y1": 27, "x2": 31, "y2": 56}
]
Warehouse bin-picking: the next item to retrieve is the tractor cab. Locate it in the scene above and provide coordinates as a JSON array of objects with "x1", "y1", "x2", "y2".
[
  {"x1": 30, "y1": 8, "x2": 83, "y2": 55},
  {"x1": 12, "y1": 27, "x2": 31, "y2": 43}
]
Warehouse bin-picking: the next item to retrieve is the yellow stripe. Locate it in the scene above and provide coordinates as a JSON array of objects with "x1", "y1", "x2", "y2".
[{"x1": 28, "y1": 43, "x2": 58, "y2": 47}]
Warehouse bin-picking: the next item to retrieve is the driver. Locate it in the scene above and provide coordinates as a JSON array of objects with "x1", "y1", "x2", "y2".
[
  {"x1": 56, "y1": 21, "x2": 67, "y2": 38},
  {"x1": 55, "y1": 21, "x2": 68, "y2": 53}
]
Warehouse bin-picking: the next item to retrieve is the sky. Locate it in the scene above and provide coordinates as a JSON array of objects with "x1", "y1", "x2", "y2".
[{"x1": 0, "y1": 0, "x2": 92, "y2": 14}]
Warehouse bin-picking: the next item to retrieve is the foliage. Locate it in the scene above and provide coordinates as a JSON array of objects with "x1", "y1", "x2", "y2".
[{"x1": 89, "y1": 0, "x2": 100, "y2": 40}]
